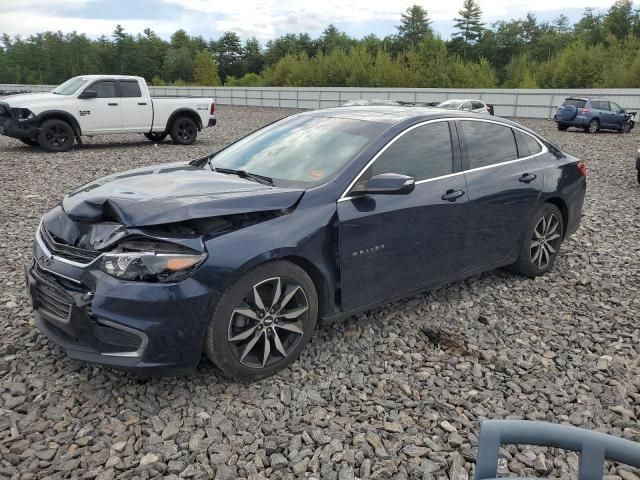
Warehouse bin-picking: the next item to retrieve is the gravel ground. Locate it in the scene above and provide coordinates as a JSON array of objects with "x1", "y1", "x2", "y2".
[{"x1": 0, "y1": 106, "x2": 639, "y2": 480}]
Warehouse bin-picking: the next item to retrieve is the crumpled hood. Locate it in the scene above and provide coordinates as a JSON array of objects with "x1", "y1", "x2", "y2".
[
  {"x1": 2, "y1": 92, "x2": 60, "y2": 108},
  {"x1": 62, "y1": 163, "x2": 305, "y2": 227}
]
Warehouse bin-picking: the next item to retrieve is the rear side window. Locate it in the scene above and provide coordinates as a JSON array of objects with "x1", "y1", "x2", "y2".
[
  {"x1": 460, "y1": 120, "x2": 518, "y2": 169},
  {"x1": 562, "y1": 99, "x2": 586, "y2": 108},
  {"x1": 514, "y1": 129, "x2": 543, "y2": 158},
  {"x1": 120, "y1": 81, "x2": 142, "y2": 98},
  {"x1": 370, "y1": 122, "x2": 453, "y2": 181},
  {"x1": 90, "y1": 81, "x2": 116, "y2": 98}
]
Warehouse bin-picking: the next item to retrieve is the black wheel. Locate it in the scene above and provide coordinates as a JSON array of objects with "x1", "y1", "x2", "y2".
[
  {"x1": 585, "y1": 119, "x2": 599, "y2": 134},
  {"x1": 204, "y1": 261, "x2": 318, "y2": 380},
  {"x1": 37, "y1": 119, "x2": 75, "y2": 152},
  {"x1": 169, "y1": 116, "x2": 198, "y2": 145},
  {"x1": 509, "y1": 204, "x2": 564, "y2": 277},
  {"x1": 637, "y1": 171, "x2": 640, "y2": 185},
  {"x1": 620, "y1": 121, "x2": 632, "y2": 134},
  {"x1": 19, "y1": 138, "x2": 39, "y2": 147},
  {"x1": 144, "y1": 132, "x2": 168, "y2": 142},
  {"x1": 557, "y1": 123, "x2": 568, "y2": 131}
]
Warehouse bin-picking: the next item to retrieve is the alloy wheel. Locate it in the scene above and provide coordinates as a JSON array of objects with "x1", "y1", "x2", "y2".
[
  {"x1": 177, "y1": 120, "x2": 195, "y2": 141},
  {"x1": 530, "y1": 213, "x2": 562, "y2": 270},
  {"x1": 227, "y1": 277, "x2": 309, "y2": 369},
  {"x1": 46, "y1": 126, "x2": 69, "y2": 147}
]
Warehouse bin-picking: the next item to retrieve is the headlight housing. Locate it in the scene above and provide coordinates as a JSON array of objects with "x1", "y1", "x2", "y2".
[
  {"x1": 99, "y1": 242, "x2": 206, "y2": 282},
  {"x1": 14, "y1": 108, "x2": 35, "y2": 121}
]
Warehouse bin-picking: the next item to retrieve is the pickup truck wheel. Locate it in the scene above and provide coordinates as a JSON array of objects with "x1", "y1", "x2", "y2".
[
  {"x1": 38, "y1": 119, "x2": 75, "y2": 152},
  {"x1": 19, "y1": 138, "x2": 40, "y2": 147},
  {"x1": 169, "y1": 116, "x2": 197, "y2": 145},
  {"x1": 144, "y1": 132, "x2": 168, "y2": 142}
]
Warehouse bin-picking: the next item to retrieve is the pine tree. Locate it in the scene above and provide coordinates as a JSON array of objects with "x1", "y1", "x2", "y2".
[
  {"x1": 453, "y1": 0, "x2": 484, "y2": 46},
  {"x1": 396, "y1": 5, "x2": 433, "y2": 49}
]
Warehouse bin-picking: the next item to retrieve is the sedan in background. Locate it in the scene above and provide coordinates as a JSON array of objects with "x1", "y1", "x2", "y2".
[
  {"x1": 438, "y1": 99, "x2": 494, "y2": 115},
  {"x1": 26, "y1": 106, "x2": 586, "y2": 380}
]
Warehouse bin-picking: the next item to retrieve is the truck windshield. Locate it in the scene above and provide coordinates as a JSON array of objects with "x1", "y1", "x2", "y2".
[
  {"x1": 52, "y1": 77, "x2": 88, "y2": 95},
  {"x1": 210, "y1": 115, "x2": 386, "y2": 185}
]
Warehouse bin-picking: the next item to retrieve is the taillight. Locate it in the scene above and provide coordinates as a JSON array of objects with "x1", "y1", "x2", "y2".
[
  {"x1": 582, "y1": 107, "x2": 590, "y2": 114},
  {"x1": 210, "y1": 103, "x2": 215, "y2": 115},
  {"x1": 577, "y1": 161, "x2": 587, "y2": 177}
]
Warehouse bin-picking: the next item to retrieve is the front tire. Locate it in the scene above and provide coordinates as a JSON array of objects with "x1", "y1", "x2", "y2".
[
  {"x1": 144, "y1": 132, "x2": 167, "y2": 142},
  {"x1": 204, "y1": 261, "x2": 318, "y2": 380},
  {"x1": 585, "y1": 119, "x2": 599, "y2": 134},
  {"x1": 509, "y1": 204, "x2": 564, "y2": 277},
  {"x1": 37, "y1": 119, "x2": 75, "y2": 152},
  {"x1": 169, "y1": 116, "x2": 198, "y2": 145},
  {"x1": 557, "y1": 123, "x2": 568, "y2": 131}
]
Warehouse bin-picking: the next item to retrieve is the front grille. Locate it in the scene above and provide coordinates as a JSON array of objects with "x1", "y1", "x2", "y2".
[
  {"x1": 32, "y1": 264, "x2": 74, "y2": 322},
  {"x1": 40, "y1": 227, "x2": 101, "y2": 264}
]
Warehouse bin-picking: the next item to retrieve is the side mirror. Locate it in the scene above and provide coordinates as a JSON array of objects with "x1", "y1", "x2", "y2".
[
  {"x1": 79, "y1": 90, "x2": 97, "y2": 99},
  {"x1": 362, "y1": 173, "x2": 415, "y2": 195}
]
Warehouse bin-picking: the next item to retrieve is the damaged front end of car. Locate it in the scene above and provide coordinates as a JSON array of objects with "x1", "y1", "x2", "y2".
[
  {"x1": 26, "y1": 163, "x2": 306, "y2": 372},
  {"x1": 0, "y1": 102, "x2": 39, "y2": 140}
]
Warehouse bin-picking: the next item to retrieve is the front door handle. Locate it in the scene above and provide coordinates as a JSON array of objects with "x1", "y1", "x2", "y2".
[
  {"x1": 108, "y1": 103, "x2": 118, "y2": 106},
  {"x1": 138, "y1": 102, "x2": 147, "y2": 105},
  {"x1": 441, "y1": 189, "x2": 465, "y2": 202},
  {"x1": 519, "y1": 173, "x2": 537, "y2": 183}
]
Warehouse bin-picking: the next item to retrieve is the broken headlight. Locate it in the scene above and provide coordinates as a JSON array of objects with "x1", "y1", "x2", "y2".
[
  {"x1": 100, "y1": 244, "x2": 206, "y2": 282},
  {"x1": 14, "y1": 108, "x2": 35, "y2": 121}
]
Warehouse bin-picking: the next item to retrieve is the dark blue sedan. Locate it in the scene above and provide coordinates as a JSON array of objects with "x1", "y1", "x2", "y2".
[{"x1": 26, "y1": 107, "x2": 587, "y2": 379}]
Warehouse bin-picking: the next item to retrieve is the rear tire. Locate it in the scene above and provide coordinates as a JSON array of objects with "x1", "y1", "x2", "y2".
[
  {"x1": 169, "y1": 116, "x2": 198, "y2": 145},
  {"x1": 557, "y1": 124, "x2": 568, "y2": 131},
  {"x1": 509, "y1": 203, "x2": 564, "y2": 278},
  {"x1": 204, "y1": 261, "x2": 318, "y2": 381},
  {"x1": 585, "y1": 119, "x2": 599, "y2": 134},
  {"x1": 19, "y1": 138, "x2": 39, "y2": 147},
  {"x1": 144, "y1": 132, "x2": 167, "y2": 142},
  {"x1": 37, "y1": 119, "x2": 75, "y2": 152}
]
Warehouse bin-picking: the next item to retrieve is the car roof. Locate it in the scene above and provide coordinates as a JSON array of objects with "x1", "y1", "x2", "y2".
[
  {"x1": 77, "y1": 75, "x2": 143, "y2": 81},
  {"x1": 441, "y1": 98, "x2": 482, "y2": 103},
  {"x1": 299, "y1": 106, "x2": 495, "y2": 125}
]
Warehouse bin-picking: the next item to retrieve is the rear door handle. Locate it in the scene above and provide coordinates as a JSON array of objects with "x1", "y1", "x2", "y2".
[
  {"x1": 108, "y1": 103, "x2": 118, "y2": 106},
  {"x1": 441, "y1": 189, "x2": 465, "y2": 202},
  {"x1": 519, "y1": 173, "x2": 537, "y2": 183},
  {"x1": 138, "y1": 102, "x2": 147, "y2": 105}
]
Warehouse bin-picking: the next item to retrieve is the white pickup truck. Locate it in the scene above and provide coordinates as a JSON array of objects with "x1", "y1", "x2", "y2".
[{"x1": 0, "y1": 75, "x2": 216, "y2": 152}]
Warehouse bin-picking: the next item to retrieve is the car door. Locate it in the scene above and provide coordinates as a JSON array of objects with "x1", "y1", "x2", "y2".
[
  {"x1": 609, "y1": 101, "x2": 625, "y2": 129},
  {"x1": 118, "y1": 80, "x2": 152, "y2": 132},
  {"x1": 76, "y1": 80, "x2": 122, "y2": 134},
  {"x1": 595, "y1": 101, "x2": 615, "y2": 127},
  {"x1": 458, "y1": 119, "x2": 545, "y2": 271},
  {"x1": 337, "y1": 120, "x2": 469, "y2": 311}
]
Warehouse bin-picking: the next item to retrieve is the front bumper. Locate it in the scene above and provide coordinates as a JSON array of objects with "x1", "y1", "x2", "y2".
[
  {"x1": 0, "y1": 116, "x2": 39, "y2": 140},
  {"x1": 26, "y1": 233, "x2": 214, "y2": 372}
]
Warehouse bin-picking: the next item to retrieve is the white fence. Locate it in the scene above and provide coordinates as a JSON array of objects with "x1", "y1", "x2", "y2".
[{"x1": 2, "y1": 84, "x2": 640, "y2": 119}]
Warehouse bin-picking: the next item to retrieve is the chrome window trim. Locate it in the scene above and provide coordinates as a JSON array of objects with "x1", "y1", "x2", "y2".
[
  {"x1": 36, "y1": 224, "x2": 103, "y2": 269},
  {"x1": 338, "y1": 116, "x2": 547, "y2": 202},
  {"x1": 98, "y1": 319, "x2": 149, "y2": 358}
]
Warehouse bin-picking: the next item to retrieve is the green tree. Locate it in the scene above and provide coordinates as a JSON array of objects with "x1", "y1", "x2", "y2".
[
  {"x1": 242, "y1": 37, "x2": 264, "y2": 74},
  {"x1": 397, "y1": 5, "x2": 433, "y2": 49},
  {"x1": 214, "y1": 31, "x2": 243, "y2": 81},
  {"x1": 603, "y1": 0, "x2": 639, "y2": 39},
  {"x1": 193, "y1": 50, "x2": 220, "y2": 86},
  {"x1": 453, "y1": 0, "x2": 484, "y2": 49}
]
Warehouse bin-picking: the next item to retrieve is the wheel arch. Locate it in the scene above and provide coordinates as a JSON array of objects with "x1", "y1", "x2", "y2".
[
  {"x1": 36, "y1": 110, "x2": 82, "y2": 136},
  {"x1": 166, "y1": 108, "x2": 202, "y2": 131},
  {"x1": 279, "y1": 255, "x2": 333, "y2": 321},
  {"x1": 544, "y1": 197, "x2": 568, "y2": 239}
]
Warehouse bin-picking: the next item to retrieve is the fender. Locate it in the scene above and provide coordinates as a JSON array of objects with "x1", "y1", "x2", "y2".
[
  {"x1": 164, "y1": 108, "x2": 203, "y2": 132},
  {"x1": 35, "y1": 110, "x2": 82, "y2": 136}
]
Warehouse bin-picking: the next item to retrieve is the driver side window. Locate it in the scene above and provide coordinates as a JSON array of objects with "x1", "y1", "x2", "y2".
[
  {"x1": 610, "y1": 101, "x2": 622, "y2": 113},
  {"x1": 361, "y1": 122, "x2": 453, "y2": 187},
  {"x1": 87, "y1": 81, "x2": 116, "y2": 98}
]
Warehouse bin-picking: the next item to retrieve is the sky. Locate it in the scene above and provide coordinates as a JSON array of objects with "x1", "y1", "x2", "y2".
[{"x1": 0, "y1": 0, "x2": 621, "y2": 42}]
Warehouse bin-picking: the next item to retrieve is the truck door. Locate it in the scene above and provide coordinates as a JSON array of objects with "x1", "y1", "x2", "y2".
[
  {"x1": 118, "y1": 80, "x2": 152, "y2": 132},
  {"x1": 76, "y1": 80, "x2": 122, "y2": 134}
]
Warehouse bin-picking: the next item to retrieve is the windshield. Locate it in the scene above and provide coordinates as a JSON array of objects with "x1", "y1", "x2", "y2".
[
  {"x1": 210, "y1": 115, "x2": 386, "y2": 185},
  {"x1": 52, "y1": 77, "x2": 88, "y2": 95},
  {"x1": 439, "y1": 100, "x2": 463, "y2": 110}
]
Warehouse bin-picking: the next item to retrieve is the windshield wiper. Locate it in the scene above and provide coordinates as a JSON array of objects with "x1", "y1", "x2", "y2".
[{"x1": 212, "y1": 166, "x2": 274, "y2": 186}]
